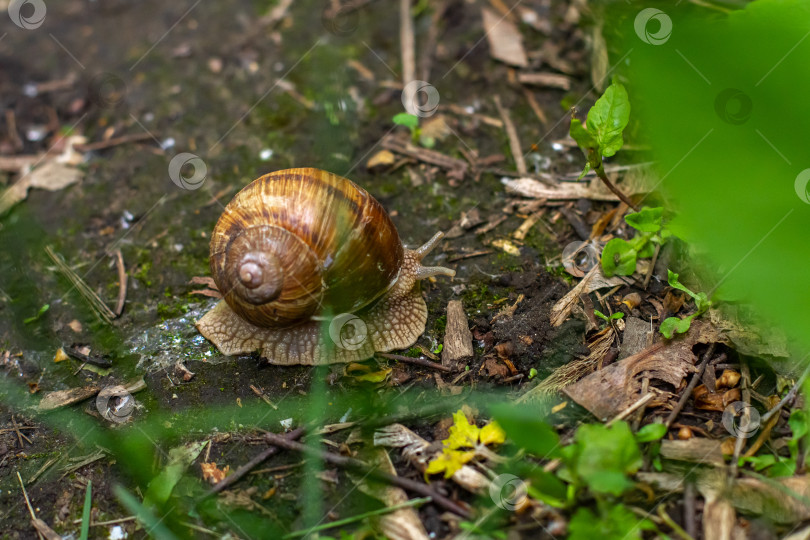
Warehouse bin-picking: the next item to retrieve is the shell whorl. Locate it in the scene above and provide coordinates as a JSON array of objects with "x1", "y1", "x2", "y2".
[{"x1": 209, "y1": 168, "x2": 404, "y2": 329}]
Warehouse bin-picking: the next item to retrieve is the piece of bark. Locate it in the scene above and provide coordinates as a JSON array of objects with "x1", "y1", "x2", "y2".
[
  {"x1": 620, "y1": 317, "x2": 654, "y2": 359},
  {"x1": 563, "y1": 320, "x2": 720, "y2": 419},
  {"x1": 481, "y1": 7, "x2": 528, "y2": 68},
  {"x1": 504, "y1": 176, "x2": 642, "y2": 202},
  {"x1": 37, "y1": 385, "x2": 101, "y2": 412},
  {"x1": 659, "y1": 439, "x2": 725, "y2": 467},
  {"x1": 442, "y1": 301, "x2": 473, "y2": 370},
  {"x1": 517, "y1": 72, "x2": 572, "y2": 90}
]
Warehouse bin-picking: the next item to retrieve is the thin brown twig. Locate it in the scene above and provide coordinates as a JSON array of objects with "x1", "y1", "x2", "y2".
[
  {"x1": 494, "y1": 95, "x2": 527, "y2": 175},
  {"x1": 377, "y1": 353, "x2": 451, "y2": 373},
  {"x1": 112, "y1": 249, "x2": 127, "y2": 316},
  {"x1": 400, "y1": 0, "x2": 416, "y2": 101},
  {"x1": 263, "y1": 432, "x2": 471, "y2": 518},
  {"x1": 643, "y1": 244, "x2": 661, "y2": 289},
  {"x1": 74, "y1": 132, "x2": 153, "y2": 153},
  {"x1": 665, "y1": 344, "x2": 717, "y2": 428},
  {"x1": 204, "y1": 428, "x2": 304, "y2": 496}
]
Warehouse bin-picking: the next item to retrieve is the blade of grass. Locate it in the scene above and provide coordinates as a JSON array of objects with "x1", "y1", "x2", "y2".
[
  {"x1": 282, "y1": 497, "x2": 431, "y2": 539},
  {"x1": 79, "y1": 480, "x2": 92, "y2": 540},
  {"x1": 114, "y1": 485, "x2": 178, "y2": 540}
]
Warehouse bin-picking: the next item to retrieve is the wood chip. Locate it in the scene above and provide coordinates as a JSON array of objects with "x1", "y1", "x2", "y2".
[
  {"x1": 442, "y1": 301, "x2": 473, "y2": 370},
  {"x1": 504, "y1": 176, "x2": 633, "y2": 201},
  {"x1": 517, "y1": 72, "x2": 572, "y2": 90},
  {"x1": 481, "y1": 7, "x2": 528, "y2": 68}
]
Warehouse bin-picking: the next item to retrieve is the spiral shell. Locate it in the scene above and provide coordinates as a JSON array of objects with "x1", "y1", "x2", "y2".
[{"x1": 209, "y1": 168, "x2": 404, "y2": 328}]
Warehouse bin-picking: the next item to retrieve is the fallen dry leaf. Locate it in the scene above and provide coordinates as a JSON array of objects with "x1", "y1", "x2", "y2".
[
  {"x1": 563, "y1": 320, "x2": 720, "y2": 419},
  {"x1": 200, "y1": 462, "x2": 230, "y2": 484},
  {"x1": 481, "y1": 7, "x2": 528, "y2": 68}
]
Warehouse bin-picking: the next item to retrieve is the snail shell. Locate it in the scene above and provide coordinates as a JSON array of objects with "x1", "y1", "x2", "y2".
[{"x1": 196, "y1": 168, "x2": 455, "y2": 365}]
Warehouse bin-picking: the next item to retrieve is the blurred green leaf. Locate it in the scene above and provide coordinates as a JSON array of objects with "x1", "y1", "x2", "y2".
[
  {"x1": 143, "y1": 440, "x2": 207, "y2": 508},
  {"x1": 392, "y1": 112, "x2": 419, "y2": 129},
  {"x1": 569, "y1": 504, "x2": 652, "y2": 540},
  {"x1": 491, "y1": 403, "x2": 559, "y2": 458},
  {"x1": 604, "y1": 0, "x2": 810, "y2": 352},
  {"x1": 568, "y1": 422, "x2": 642, "y2": 496},
  {"x1": 635, "y1": 423, "x2": 668, "y2": 443}
]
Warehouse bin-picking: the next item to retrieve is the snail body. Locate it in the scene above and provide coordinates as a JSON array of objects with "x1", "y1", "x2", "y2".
[{"x1": 196, "y1": 168, "x2": 455, "y2": 365}]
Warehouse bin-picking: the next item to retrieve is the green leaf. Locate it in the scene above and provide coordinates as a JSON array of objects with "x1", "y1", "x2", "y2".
[
  {"x1": 594, "y1": 310, "x2": 609, "y2": 321},
  {"x1": 625, "y1": 207, "x2": 663, "y2": 233},
  {"x1": 528, "y1": 368, "x2": 537, "y2": 380},
  {"x1": 23, "y1": 303, "x2": 49, "y2": 324},
  {"x1": 601, "y1": 238, "x2": 637, "y2": 276},
  {"x1": 660, "y1": 316, "x2": 693, "y2": 339},
  {"x1": 635, "y1": 423, "x2": 668, "y2": 443},
  {"x1": 576, "y1": 161, "x2": 592, "y2": 180},
  {"x1": 392, "y1": 112, "x2": 419, "y2": 129},
  {"x1": 667, "y1": 270, "x2": 712, "y2": 313},
  {"x1": 586, "y1": 83, "x2": 630, "y2": 157},
  {"x1": 143, "y1": 440, "x2": 208, "y2": 508},
  {"x1": 80, "y1": 480, "x2": 92, "y2": 540},
  {"x1": 569, "y1": 422, "x2": 642, "y2": 496},
  {"x1": 790, "y1": 410, "x2": 808, "y2": 440},
  {"x1": 569, "y1": 504, "x2": 651, "y2": 540},
  {"x1": 570, "y1": 117, "x2": 596, "y2": 150},
  {"x1": 610, "y1": 312, "x2": 625, "y2": 320},
  {"x1": 492, "y1": 403, "x2": 560, "y2": 458}
]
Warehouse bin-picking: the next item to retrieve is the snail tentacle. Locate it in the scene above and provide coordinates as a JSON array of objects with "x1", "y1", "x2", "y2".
[{"x1": 413, "y1": 231, "x2": 445, "y2": 260}]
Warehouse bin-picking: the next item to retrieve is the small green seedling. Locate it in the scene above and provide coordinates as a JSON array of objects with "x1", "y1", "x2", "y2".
[
  {"x1": 569, "y1": 82, "x2": 636, "y2": 210},
  {"x1": 392, "y1": 113, "x2": 435, "y2": 148},
  {"x1": 594, "y1": 309, "x2": 624, "y2": 326},
  {"x1": 528, "y1": 367, "x2": 538, "y2": 380},
  {"x1": 23, "y1": 303, "x2": 49, "y2": 324},
  {"x1": 659, "y1": 270, "x2": 712, "y2": 338},
  {"x1": 601, "y1": 206, "x2": 671, "y2": 277}
]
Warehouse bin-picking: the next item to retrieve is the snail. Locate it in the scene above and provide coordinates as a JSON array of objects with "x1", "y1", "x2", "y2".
[{"x1": 196, "y1": 168, "x2": 455, "y2": 365}]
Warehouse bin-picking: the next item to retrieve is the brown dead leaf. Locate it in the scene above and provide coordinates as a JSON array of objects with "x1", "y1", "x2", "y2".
[
  {"x1": 482, "y1": 357, "x2": 510, "y2": 378},
  {"x1": 663, "y1": 290, "x2": 685, "y2": 315},
  {"x1": 716, "y1": 370, "x2": 741, "y2": 389},
  {"x1": 1, "y1": 161, "x2": 83, "y2": 215},
  {"x1": 201, "y1": 462, "x2": 230, "y2": 484},
  {"x1": 366, "y1": 149, "x2": 396, "y2": 170},
  {"x1": 563, "y1": 320, "x2": 720, "y2": 419},
  {"x1": 693, "y1": 385, "x2": 740, "y2": 412},
  {"x1": 481, "y1": 7, "x2": 528, "y2": 68}
]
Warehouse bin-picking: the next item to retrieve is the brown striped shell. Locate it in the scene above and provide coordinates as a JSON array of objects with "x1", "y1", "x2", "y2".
[{"x1": 209, "y1": 168, "x2": 404, "y2": 328}]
